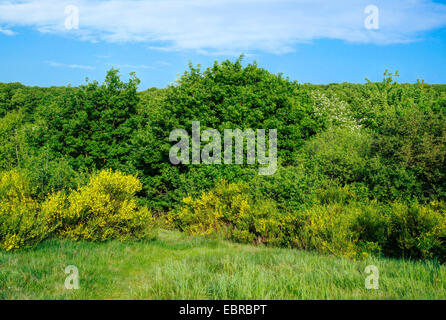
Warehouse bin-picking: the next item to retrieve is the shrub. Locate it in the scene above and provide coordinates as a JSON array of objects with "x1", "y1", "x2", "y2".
[
  {"x1": 53, "y1": 170, "x2": 154, "y2": 242},
  {"x1": 171, "y1": 181, "x2": 250, "y2": 238},
  {"x1": 249, "y1": 165, "x2": 323, "y2": 211},
  {"x1": 310, "y1": 90, "x2": 359, "y2": 129},
  {"x1": 171, "y1": 181, "x2": 366, "y2": 258},
  {"x1": 294, "y1": 204, "x2": 362, "y2": 259},
  {"x1": 0, "y1": 170, "x2": 53, "y2": 251},
  {"x1": 172, "y1": 165, "x2": 257, "y2": 211},
  {"x1": 302, "y1": 127, "x2": 372, "y2": 185},
  {"x1": 384, "y1": 202, "x2": 445, "y2": 262},
  {"x1": 368, "y1": 108, "x2": 446, "y2": 201},
  {"x1": 170, "y1": 180, "x2": 287, "y2": 244},
  {"x1": 314, "y1": 183, "x2": 370, "y2": 205},
  {"x1": 0, "y1": 169, "x2": 155, "y2": 251},
  {"x1": 172, "y1": 180, "x2": 445, "y2": 262},
  {"x1": 350, "y1": 201, "x2": 388, "y2": 256},
  {"x1": 291, "y1": 200, "x2": 445, "y2": 261}
]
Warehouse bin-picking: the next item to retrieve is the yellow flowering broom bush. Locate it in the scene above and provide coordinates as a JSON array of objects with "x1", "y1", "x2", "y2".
[
  {"x1": 293, "y1": 204, "x2": 362, "y2": 259},
  {"x1": 0, "y1": 169, "x2": 155, "y2": 250},
  {"x1": 53, "y1": 169, "x2": 154, "y2": 242},
  {"x1": 383, "y1": 202, "x2": 446, "y2": 261},
  {"x1": 170, "y1": 181, "x2": 367, "y2": 258},
  {"x1": 171, "y1": 180, "x2": 445, "y2": 262},
  {"x1": 170, "y1": 180, "x2": 292, "y2": 244},
  {"x1": 172, "y1": 181, "x2": 252, "y2": 240},
  {"x1": 0, "y1": 170, "x2": 54, "y2": 251}
]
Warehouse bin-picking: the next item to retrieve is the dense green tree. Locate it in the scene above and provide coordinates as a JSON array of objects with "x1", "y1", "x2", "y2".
[
  {"x1": 0, "y1": 62, "x2": 445, "y2": 207},
  {"x1": 131, "y1": 57, "x2": 322, "y2": 208},
  {"x1": 33, "y1": 69, "x2": 141, "y2": 172}
]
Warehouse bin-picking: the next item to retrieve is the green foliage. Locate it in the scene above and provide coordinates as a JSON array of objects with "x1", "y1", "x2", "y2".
[
  {"x1": 305, "y1": 71, "x2": 446, "y2": 202},
  {"x1": 368, "y1": 107, "x2": 446, "y2": 201},
  {"x1": 169, "y1": 180, "x2": 287, "y2": 245},
  {"x1": 302, "y1": 127, "x2": 372, "y2": 184},
  {"x1": 249, "y1": 164, "x2": 324, "y2": 211},
  {"x1": 0, "y1": 110, "x2": 25, "y2": 170},
  {"x1": 171, "y1": 180, "x2": 445, "y2": 262},
  {"x1": 1, "y1": 63, "x2": 445, "y2": 263},
  {"x1": 32, "y1": 69, "x2": 141, "y2": 171},
  {"x1": 383, "y1": 202, "x2": 445, "y2": 261},
  {"x1": 131, "y1": 57, "x2": 322, "y2": 209}
]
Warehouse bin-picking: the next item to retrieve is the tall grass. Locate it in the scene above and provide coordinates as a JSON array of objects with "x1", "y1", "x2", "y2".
[{"x1": 0, "y1": 230, "x2": 444, "y2": 300}]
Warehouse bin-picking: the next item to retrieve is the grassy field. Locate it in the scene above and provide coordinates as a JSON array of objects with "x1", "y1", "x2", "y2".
[{"x1": 0, "y1": 230, "x2": 444, "y2": 300}]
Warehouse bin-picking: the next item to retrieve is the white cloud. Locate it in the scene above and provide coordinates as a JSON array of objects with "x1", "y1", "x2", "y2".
[
  {"x1": 111, "y1": 63, "x2": 154, "y2": 69},
  {"x1": 108, "y1": 61, "x2": 172, "y2": 70},
  {"x1": 1, "y1": 0, "x2": 446, "y2": 54},
  {"x1": 0, "y1": 27, "x2": 16, "y2": 36},
  {"x1": 153, "y1": 61, "x2": 171, "y2": 67},
  {"x1": 46, "y1": 61, "x2": 94, "y2": 70}
]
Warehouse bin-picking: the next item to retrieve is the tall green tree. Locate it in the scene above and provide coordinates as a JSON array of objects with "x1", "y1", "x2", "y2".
[{"x1": 35, "y1": 69, "x2": 141, "y2": 171}]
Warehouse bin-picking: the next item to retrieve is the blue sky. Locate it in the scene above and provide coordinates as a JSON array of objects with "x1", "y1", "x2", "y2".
[{"x1": 1, "y1": 0, "x2": 446, "y2": 89}]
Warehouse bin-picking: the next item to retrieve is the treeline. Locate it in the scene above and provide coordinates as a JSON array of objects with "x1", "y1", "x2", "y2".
[{"x1": 0, "y1": 58, "x2": 445, "y2": 262}]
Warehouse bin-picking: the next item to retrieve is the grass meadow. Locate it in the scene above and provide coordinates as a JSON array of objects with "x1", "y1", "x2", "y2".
[{"x1": 0, "y1": 230, "x2": 444, "y2": 300}]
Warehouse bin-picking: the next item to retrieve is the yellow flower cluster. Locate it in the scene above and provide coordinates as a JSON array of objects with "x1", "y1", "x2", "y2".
[
  {"x1": 0, "y1": 169, "x2": 154, "y2": 251},
  {"x1": 171, "y1": 180, "x2": 284, "y2": 244},
  {"x1": 0, "y1": 170, "x2": 52, "y2": 251},
  {"x1": 51, "y1": 169, "x2": 153, "y2": 242},
  {"x1": 170, "y1": 179, "x2": 445, "y2": 261}
]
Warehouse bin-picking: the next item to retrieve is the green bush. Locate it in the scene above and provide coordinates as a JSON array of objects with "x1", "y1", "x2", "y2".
[
  {"x1": 314, "y1": 183, "x2": 370, "y2": 205},
  {"x1": 169, "y1": 180, "x2": 287, "y2": 245},
  {"x1": 171, "y1": 180, "x2": 445, "y2": 262},
  {"x1": 130, "y1": 58, "x2": 323, "y2": 210},
  {"x1": 384, "y1": 202, "x2": 445, "y2": 262},
  {"x1": 294, "y1": 204, "x2": 363, "y2": 259},
  {"x1": 302, "y1": 127, "x2": 372, "y2": 184},
  {"x1": 249, "y1": 165, "x2": 323, "y2": 211}
]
